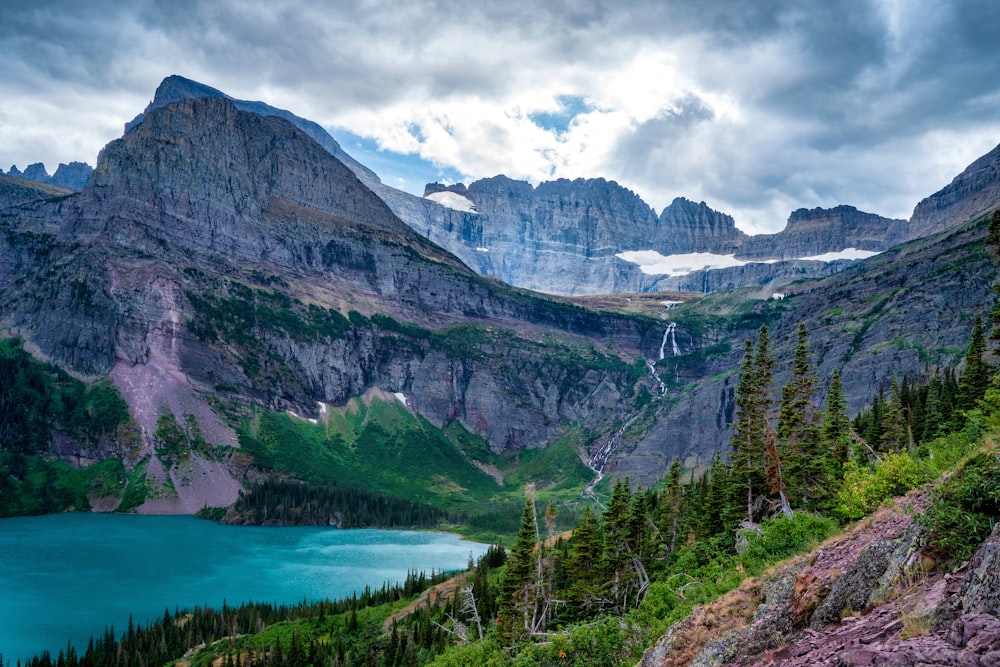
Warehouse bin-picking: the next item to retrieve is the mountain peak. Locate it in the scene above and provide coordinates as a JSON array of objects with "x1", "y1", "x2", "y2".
[
  {"x1": 126, "y1": 75, "x2": 231, "y2": 132},
  {"x1": 908, "y1": 141, "x2": 1000, "y2": 239},
  {"x1": 123, "y1": 76, "x2": 381, "y2": 186},
  {"x1": 657, "y1": 197, "x2": 746, "y2": 254}
]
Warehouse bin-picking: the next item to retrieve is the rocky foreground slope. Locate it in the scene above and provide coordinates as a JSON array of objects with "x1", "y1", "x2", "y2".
[{"x1": 640, "y1": 490, "x2": 1000, "y2": 666}]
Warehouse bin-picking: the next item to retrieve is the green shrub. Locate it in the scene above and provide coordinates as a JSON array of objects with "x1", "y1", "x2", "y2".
[
  {"x1": 835, "y1": 452, "x2": 931, "y2": 521},
  {"x1": 738, "y1": 512, "x2": 838, "y2": 572},
  {"x1": 513, "y1": 617, "x2": 637, "y2": 666},
  {"x1": 920, "y1": 450, "x2": 1000, "y2": 561}
]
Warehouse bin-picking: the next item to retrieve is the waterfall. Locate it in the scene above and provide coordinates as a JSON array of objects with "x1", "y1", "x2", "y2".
[
  {"x1": 659, "y1": 322, "x2": 680, "y2": 360},
  {"x1": 583, "y1": 323, "x2": 683, "y2": 499},
  {"x1": 647, "y1": 359, "x2": 667, "y2": 395},
  {"x1": 584, "y1": 415, "x2": 640, "y2": 499}
]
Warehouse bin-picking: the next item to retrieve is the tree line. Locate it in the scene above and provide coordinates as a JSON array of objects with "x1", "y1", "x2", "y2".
[{"x1": 224, "y1": 478, "x2": 460, "y2": 529}]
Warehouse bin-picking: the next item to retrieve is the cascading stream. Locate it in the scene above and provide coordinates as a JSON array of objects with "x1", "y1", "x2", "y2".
[{"x1": 586, "y1": 323, "x2": 683, "y2": 499}]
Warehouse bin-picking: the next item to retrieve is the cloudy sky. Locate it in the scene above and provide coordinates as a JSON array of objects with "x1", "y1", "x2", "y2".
[{"x1": 2, "y1": 0, "x2": 999, "y2": 233}]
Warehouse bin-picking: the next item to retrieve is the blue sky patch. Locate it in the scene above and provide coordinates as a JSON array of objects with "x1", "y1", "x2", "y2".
[
  {"x1": 327, "y1": 127, "x2": 465, "y2": 196},
  {"x1": 528, "y1": 95, "x2": 594, "y2": 135}
]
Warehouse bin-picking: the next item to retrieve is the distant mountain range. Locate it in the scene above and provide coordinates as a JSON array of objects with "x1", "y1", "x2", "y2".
[
  {"x1": 14, "y1": 74, "x2": 961, "y2": 296},
  {"x1": 2, "y1": 161, "x2": 93, "y2": 191}
]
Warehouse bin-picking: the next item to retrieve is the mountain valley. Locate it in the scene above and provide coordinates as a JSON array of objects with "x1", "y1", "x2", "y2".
[{"x1": 3, "y1": 74, "x2": 1000, "y2": 667}]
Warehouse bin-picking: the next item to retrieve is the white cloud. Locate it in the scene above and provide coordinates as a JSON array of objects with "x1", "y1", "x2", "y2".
[{"x1": 2, "y1": 0, "x2": 999, "y2": 236}]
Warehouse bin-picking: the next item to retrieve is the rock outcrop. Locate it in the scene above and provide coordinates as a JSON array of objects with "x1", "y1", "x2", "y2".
[
  {"x1": 657, "y1": 197, "x2": 748, "y2": 255},
  {"x1": 639, "y1": 495, "x2": 1000, "y2": 667},
  {"x1": 129, "y1": 76, "x2": 912, "y2": 296},
  {"x1": 908, "y1": 141, "x2": 1000, "y2": 240},
  {"x1": 737, "y1": 205, "x2": 907, "y2": 260}
]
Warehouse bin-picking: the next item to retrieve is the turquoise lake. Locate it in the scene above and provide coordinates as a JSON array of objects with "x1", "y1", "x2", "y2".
[{"x1": 0, "y1": 513, "x2": 486, "y2": 662}]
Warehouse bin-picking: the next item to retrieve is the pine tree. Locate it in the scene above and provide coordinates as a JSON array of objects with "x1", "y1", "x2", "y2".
[
  {"x1": 958, "y1": 315, "x2": 991, "y2": 412},
  {"x1": 728, "y1": 326, "x2": 775, "y2": 523},
  {"x1": 699, "y1": 454, "x2": 729, "y2": 537},
  {"x1": 776, "y1": 323, "x2": 821, "y2": 508},
  {"x1": 602, "y1": 478, "x2": 636, "y2": 612},
  {"x1": 565, "y1": 505, "x2": 602, "y2": 616},
  {"x1": 729, "y1": 339, "x2": 762, "y2": 523},
  {"x1": 497, "y1": 497, "x2": 539, "y2": 644},
  {"x1": 822, "y1": 368, "x2": 851, "y2": 466},
  {"x1": 658, "y1": 458, "x2": 685, "y2": 555},
  {"x1": 879, "y1": 379, "x2": 909, "y2": 452}
]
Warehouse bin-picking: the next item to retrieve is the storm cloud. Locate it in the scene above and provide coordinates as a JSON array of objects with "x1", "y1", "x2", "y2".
[{"x1": 2, "y1": 0, "x2": 999, "y2": 232}]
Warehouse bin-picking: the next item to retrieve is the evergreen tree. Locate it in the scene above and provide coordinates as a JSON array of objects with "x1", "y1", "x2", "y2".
[
  {"x1": 565, "y1": 505, "x2": 602, "y2": 616},
  {"x1": 728, "y1": 326, "x2": 775, "y2": 523},
  {"x1": 958, "y1": 315, "x2": 991, "y2": 412},
  {"x1": 602, "y1": 478, "x2": 636, "y2": 612},
  {"x1": 860, "y1": 390, "x2": 885, "y2": 453},
  {"x1": 776, "y1": 323, "x2": 821, "y2": 508},
  {"x1": 879, "y1": 379, "x2": 909, "y2": 452},
  {"x1": 699, "y1": 454, "x2": 729, "y2": 537},
  {"x1": 497, "y1": 497, "x2": 538, "y2": 644},
  {"x1": 822, "y1": 368, "x2": 851, "y2": 467},
  {"x1": 658, "y1": 458, "x2": 685, "y2": 555}
]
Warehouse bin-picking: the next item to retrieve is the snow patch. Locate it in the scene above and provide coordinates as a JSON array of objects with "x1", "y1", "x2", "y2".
[
  {"x1": 616, "y1": 251, "x2": 778, "y2": 277},
  {"x1": 797, "y1": 248, "x2": 880, "y2": 262},
  {"x1": 426, "y1": 191, "x2": 478, "y2": 213},
  {"x1": 287, "y1": 409, "x2": 318, "y2": 425},
  {"x1": 617, "y1": 247, "x2": 879, "y2": 277},
  {"x1": 394, "y1": 392, "x2": 408, "y2": 405},
  {"x1": 476, "y1": 247, "x2": 490, "y2": 252}
]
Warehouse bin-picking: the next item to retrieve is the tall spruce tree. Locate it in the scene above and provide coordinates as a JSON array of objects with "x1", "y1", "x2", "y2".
[
  {"x1": 822, "y1": 369, "x2": 851, "y2": 467},
  {"x1": 729, "y1": 338, "x2": 758, "y2": 522},
  {"x1": 776, "y1": 323, "x2": 821, "y2": 509},
  {"x1": 728, "y1": 326, "x2": 775, "y2": 523},
  {"x1": 958, "y1": 315, "x2": 991, "y2": 412},
  {"x1": 565, "y1": 505, "x2": 602, "y2": 617},
  {"x1": 659, "y1": 457, "x2": 685, "y2": 555},
  {"x1": 498, "y1": 497, "x2": 539, "y2": 644},
  {"x1": 880, "y1": 379, "x2": 909, "y2": 451}
]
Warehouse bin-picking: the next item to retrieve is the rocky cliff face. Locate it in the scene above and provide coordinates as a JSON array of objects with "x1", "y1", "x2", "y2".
[
  {"x1": 0, "y1": 96, "x2": 664, "y2": 509},
  {"x1": 737, "y1": 205, "x2": 907, "y2": 260},
  {"x1": 657, "y1": 197, "x2": 748, "y2": 254},
  {"x1": 908, "y1": 142, "x2": 1000, "y2": 240},
  {"x1": 431, "y1": 183, "x2": 909, "y2": 295},
  {"x1": 129, "y1": 76, "x2": 912, "y2": 296}
]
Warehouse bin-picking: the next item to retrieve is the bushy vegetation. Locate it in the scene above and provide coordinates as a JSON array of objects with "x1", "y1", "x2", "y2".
[
  {"x1": 0, "y1": 338, "x2": 136, "y2": 515},
  {"x1": 921, "y1": 448, "x2": 1000, "y2": 561}
]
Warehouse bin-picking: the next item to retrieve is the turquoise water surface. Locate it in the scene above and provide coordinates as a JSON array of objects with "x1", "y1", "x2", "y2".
[{"x1": 0, "y1": 513, "x2": 485, "y2": 662}]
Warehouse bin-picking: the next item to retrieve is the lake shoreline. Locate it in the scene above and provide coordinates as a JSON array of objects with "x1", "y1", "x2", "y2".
[{"x1": 0, "y1": 513, "x2": 487, "y2": 663}]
